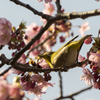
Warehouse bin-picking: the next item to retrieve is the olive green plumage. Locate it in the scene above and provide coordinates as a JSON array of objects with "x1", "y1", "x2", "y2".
[{"x1": 38, "y1": 35, "x2": 92, "y2": 68}]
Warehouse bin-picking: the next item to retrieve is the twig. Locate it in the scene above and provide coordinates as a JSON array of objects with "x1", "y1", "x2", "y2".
[
  {"x1": 10, "y1": 0, "x2": 51, "y2": 20},
  {"x1": 55, "y1": 9, "x2": 100, "y2": 20},
  {"x1": 58, "y1": 72, "x2": 63, "y2": 97},
  {"x1": 55, "y1": 0, "x2": 62, "y2": 14},
  {"x1": 0, "y1": 54, "x2": 10, "y2": 68},
  {"x1": 26, "y1": 34, "x2": 53, "y2": 57},
  {"x1": 55, "y1": 86, "x2": 92, "y2": 100},
  {"x1": 0, "y1": 66, "x2": 12, "y2": 76}
]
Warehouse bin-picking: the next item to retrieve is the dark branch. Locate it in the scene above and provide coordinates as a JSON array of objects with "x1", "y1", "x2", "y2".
[
  {"x1": 0, "y1": 66, "x2": 12, "y2": 76},
  {"x1": 0, "y1": 53, "x2": 89, "y2": 73},
  {"x1": 55, "y1": 86, "x2": 92, "y2": 100},
  {"x1": 55, "y1": 0, "x2": 62, "y2": 14},
  {"x1": 12, "y1": 59, "x2": 89, "y2": 72},
  {"x1": 55, "y1": 9, "x2": 100, "y2": 20},
  {"x1": 58, "y1": 72, "x2": 63, "y2": 97}
]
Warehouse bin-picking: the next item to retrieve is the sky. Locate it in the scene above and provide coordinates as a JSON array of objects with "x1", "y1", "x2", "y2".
[{"x1": 0, "y1": 0, "x2": 100, "y2": 100}]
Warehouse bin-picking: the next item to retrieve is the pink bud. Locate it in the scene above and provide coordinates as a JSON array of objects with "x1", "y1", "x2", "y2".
[
  {"x1": 59, "y1": 36, "x2": 65, "y2": 42},
  {"x1": 84, "y1": 37, "x2": 92, "y2": 44}
]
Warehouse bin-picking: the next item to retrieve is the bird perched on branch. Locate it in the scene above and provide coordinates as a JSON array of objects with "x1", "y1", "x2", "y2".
[{"x1": 37, "y1": 35, "x2": 92, "y2": 69}]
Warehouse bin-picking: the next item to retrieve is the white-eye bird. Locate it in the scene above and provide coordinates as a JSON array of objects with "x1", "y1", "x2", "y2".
[{"x1": 38, "y1": 35, "x2": 92, "y2": 69}]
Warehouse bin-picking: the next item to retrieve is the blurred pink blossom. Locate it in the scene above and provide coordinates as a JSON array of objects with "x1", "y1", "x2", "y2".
[
  {"x1": 93, "y1": 81, "x2": 100, "y2": 89},
  {"x1": 0, "y1": 18, "x2": 12, "y2": 33},
  {"x1": 78, "y1": 55, "x2": 87, "y2": 68},
  {"x1": 43, "y1": 3, "x2": 55, "y2": 15},
  {"x1": 80, "y1": 68, "x2": 93, "y2": 86},
  {"x1": 0, "y1": 18, "x2": 12, "y2": 45},
  {"x1": 0, "y1": 31, "x2": 11, "y2": 45},
  {"x1": 89, "y1": 52, "x2": 100, "y2": 67},
  {"x1": 79, "y1": 22, "x2": 90, "y2": 36},
  {"x1": 41, "y1": 3, "x2": 55, "y2": 23},
  {"x1": 24, "y1": 23, "x2": 51, "y2": 58},
  {"x1": 39, "y1": 59, "x2": 51, "y2": 69},
  {"x1": 31, "y1": 74, "x2": 45, "y2": 84},
  {"x1": 9, "y1": 85, "x2": 24, "y2": 100},
  {"x1": 17, "y1": 54, "x2": 26, "y2": 64},
  {"x1": 0, "y1": 79, "x2": 10, "y2": 100},
  {"x1": 30, "y1": 86, "x2": 46, "y2": 97}
]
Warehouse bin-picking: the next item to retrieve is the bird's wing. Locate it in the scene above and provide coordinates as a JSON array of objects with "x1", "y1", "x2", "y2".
[{"x1": 57, "y1": 35, "x2": 79, "y2": 53}]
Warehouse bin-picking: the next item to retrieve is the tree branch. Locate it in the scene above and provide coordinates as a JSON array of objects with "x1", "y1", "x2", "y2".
[
  {"x1": 55, "y1": 9, "x2": 100, "y2": 20},
  {"x1": 55, "y1": 0, "x2": 62, "y2": 14},
  {"x1": 55, "y1": 86, "x2": 92, "y2": 100},
  {"x1": 58, "y1": 72, "x2": 63, "y2": 97},
  {"x1": 0, "y1": 53, "x2": 89, "y2": 73},
  {"x1": 0, "y1": 66, "x2": 12, "y2": 76}
]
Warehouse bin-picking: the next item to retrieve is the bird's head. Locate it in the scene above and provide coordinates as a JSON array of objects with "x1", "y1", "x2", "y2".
[{"x1": 36, "y1": 52, "x2": 55, "y2": 61}]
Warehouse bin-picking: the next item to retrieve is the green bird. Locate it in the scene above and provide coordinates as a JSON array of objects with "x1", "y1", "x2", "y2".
[{"x1": 38, "y1": 35, "x2": 92, "y2": 69}]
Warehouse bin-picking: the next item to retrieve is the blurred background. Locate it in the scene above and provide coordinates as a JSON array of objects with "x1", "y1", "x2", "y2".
[{"x1": 0, "y1": 0, "x2": 100, "y2": 100}]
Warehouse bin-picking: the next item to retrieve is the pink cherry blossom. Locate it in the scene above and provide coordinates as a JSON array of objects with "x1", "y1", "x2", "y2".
[
  {"x1": 24, "y1": 23, "x2": 41, "y2": 45},
  {"x1": 0, "y1": 18, "x2": 12, "y2": 45},
  {"x1": 23, "y1": 23, "x2": 52, "y2": 58},
  {"x1": 30, "y1": 86, "x2": 46, "y2": 97},
  {"x1": 40, "y1": 81, "x2": 54, "y2": 91},
  {"x1": 0, "y1": 18, "x2": 12, "y2": 33},
  {"x1": 31, "y1": 74, "x2": 45, "y2": 83},
  {"x1": 40, "y1": 31, "x2": 51, "y2": 51},
  {"x1": 38, "y1": 59, "x2": 51, "y2": 69},
  {"x1": 79, "y1": 22, "x2": 90, "y2": 36},
  {"x1": 9, "y1": 85, "x2": 24, "y2": 99},
  {"x1": 93, "y1": 81, "x2": 100, "y2": 89},
  {"x1": 78, "y1": 55, "x2": 87, "y2": 68},
  {"x1": 0, "y1": 79, "x2": 10, "y2": 100},
  {"x1": 84, "y1": 37, "x2": 92, "y2": 44},
  {"x1": 80, "y1": 68, "x2": 93, "y2": 86},
  {"x1": 43, "y1": 3, "x2": 55, "y2": 15},
  {"x1": 89, "y1": 52, "x2": 100, "y2": 67},
  {"x1": 17, "y1": 54, "x2": 26, "y2": 64},
  {"x1": 0, "y1": 31, "x2": 11, "y2": 45},
  {"x1": 21, "y1": 81, "x2": 32, "y2": 91}
]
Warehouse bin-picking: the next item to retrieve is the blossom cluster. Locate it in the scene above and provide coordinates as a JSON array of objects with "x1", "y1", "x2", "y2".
[
  {"x1": 79, "y1": 35, "x2": 100, "y2": 90},
  {"x1": 0, "y1": 72, "x2": 24, "y2": 100},
  {"x1": 0, "y1": 18, "x2": 12, "y2": 46}
]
